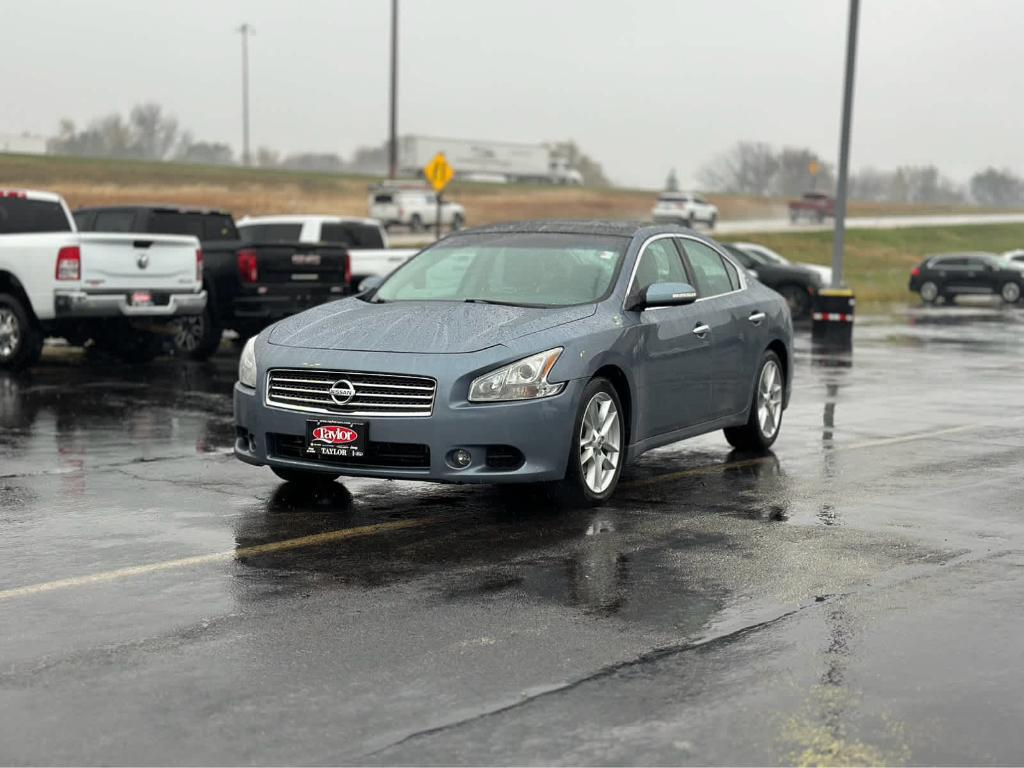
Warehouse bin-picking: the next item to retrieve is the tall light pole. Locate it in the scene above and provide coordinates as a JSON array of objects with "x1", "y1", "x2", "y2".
[
  {"x1": 388, "y1": 0, "x2": 398, "y2": 179},
  {"x1": 831, "y1": 0, "x2": 860, "y2": 289},
  {"x1": 238, "y1": 23, "x2": 254, "y2": 166}
]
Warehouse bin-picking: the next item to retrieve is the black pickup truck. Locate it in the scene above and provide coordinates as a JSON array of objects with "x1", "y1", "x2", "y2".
[{"x1": 74, "y1": 206, "x2": 351, "y2": 359}]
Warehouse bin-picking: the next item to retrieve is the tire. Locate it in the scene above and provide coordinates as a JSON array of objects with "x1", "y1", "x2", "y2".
[
  {"x1": 777, "y1": 283, "x2": 812, "y2": 320},
  {"x1": 108, "y1": 328, "x2": 162, "y2": 364},
  {"x1": 724, "y1": 350, "x2": 784, "y2": 452},
  {"x1": 560, "y1": 377, "x2": 625, "y2": 504},
  {"x1": 451, "y1": 213, "x2": 465, "y2": 231},
  {"x1": 0, "y1": 293, "x2": 43, "y2": 371},
  {"x1": 1000, "y1": 281, "x2": 1021, "y2": 304},
  {"x1": 409, "y1": 214, "x2": 424, "y2": 232},
  {"x1": 271, "y1": 466, "x2": 340, "y2": 484},
  {"x1": 789, "y1": 210, "x2": 799, "y2": 224},
  {"x1": 815, "y1": 211, "x2": 825, "y2": 223},
  {"x1": 707, "y1": 213, "x2": 717, "y2": 230},
  {"x1": 685, "y1": 214, "x2": 695, "y2": 229},
  {"x1": 170, "y1": 306, "x2": 222, "y2": 360},
  {"x1": 919, "y1": 281, "x2": 939, "y2": 304}
]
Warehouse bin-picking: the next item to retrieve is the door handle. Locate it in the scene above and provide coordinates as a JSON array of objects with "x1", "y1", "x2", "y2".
[
  {"x1": 692, "y1": 323, "x2": 710, "y2": 338},
  {"x1": 748, "y1": 311, "x2": 766, "y2": 325}
]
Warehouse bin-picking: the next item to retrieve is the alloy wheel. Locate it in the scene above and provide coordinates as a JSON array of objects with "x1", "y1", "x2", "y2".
[
  {"x1": 1001, "y1": 282, "x2": 1021, "y2": 303},
  {"x1": 757, "y1": 360, "x2": 783, "y2": 439},
  {"x1": 0, "y1": 308, "x2": 21, "y2": 360},
  {"x1": 173, "y1": 316, "x2": 203, "y2": 352},
  {"x1": 579, "y1": 391, "x2": 621, "y2": 494},
  {"x1": 920, "y1": 281, "x2": 939, "y2": 303}
]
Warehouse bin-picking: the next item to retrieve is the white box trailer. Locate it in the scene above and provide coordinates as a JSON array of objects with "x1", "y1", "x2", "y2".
[{"x1": 398, "y1": 135, "x2": 580, "y2": 184}]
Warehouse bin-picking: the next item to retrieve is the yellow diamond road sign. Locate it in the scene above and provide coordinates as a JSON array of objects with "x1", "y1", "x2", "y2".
[{"x1": 424, "y1": 152, "x2": 455, "y2": 193}]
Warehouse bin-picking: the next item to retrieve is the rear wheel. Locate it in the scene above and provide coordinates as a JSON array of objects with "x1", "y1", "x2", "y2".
[
  {"x1": 724, "y1": 351, "x2": 784, "y2": 451},
  {"x1": 778, "y1": 283, "x2": 812, "y2": 320},
  {"x1": 560, "y1": 378, "x2": 624, "y2": 504},
  {"x1": 171, "y1": 306, "x2": 222, "y2": 360},
  {"x1": 451, "y1": 212, "x2": 465, "y2": 231},
  {"x1": 271, "y1": 467, "x2": 340, "y2": 484},
  {"x1": 707, "y1": 213, "x2": 717, "y2": 229},
  {"x1": 409, "y1": 214, "x2": 424, "y2": 232},
  {"x1": 919, "y1": 281, "x2": 939, "y2": 304},
  {"x1": 685, "y1": 213, "x2": 695, "y2": 229},
  {"x1": 0, "y1": 293, "x2": 43, "y2": 371},
  {"x1": 1000, "y1": 281, "x2": 1021, "y2": 304}
]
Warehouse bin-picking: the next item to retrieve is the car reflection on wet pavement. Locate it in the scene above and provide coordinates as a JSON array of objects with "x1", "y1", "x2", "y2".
[{"x1": 1, "y1": 307, "x2": 1024, "y2": 765}]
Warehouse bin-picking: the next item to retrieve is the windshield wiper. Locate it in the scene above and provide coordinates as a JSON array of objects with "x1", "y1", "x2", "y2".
[{"x1": 464, "y1": 298, "x2": 547, "y2": 308}]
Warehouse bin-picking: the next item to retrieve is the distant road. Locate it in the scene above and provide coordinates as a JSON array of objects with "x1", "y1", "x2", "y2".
[{"x1": 388, "y1": 212, "x2": 1024, "y2": 248}]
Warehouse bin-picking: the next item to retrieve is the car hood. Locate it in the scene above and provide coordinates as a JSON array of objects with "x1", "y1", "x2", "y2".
[{"x1": 267, "y1": 298, "x2": 598, "y2": 354}]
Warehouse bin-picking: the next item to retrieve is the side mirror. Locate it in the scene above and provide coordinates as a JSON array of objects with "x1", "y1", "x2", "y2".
[
  {"x1": 358, "y1": 275, "x2": 384, "y2": 293},
  {"x1": 639, "y1": 282, "x2": 698, "y2": 309}
]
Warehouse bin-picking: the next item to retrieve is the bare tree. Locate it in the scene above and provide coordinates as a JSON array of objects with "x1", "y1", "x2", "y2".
[
  {"x1": 970, "y1": 167, "x2": 1024, "y2": 207},
  {"x1": 699, "y1": 142, "x2": 779, "y2": 196}
]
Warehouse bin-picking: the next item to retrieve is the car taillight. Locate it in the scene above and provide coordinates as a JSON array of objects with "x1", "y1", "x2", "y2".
[
  {"x1": 196, "y1": 248, "x2": 204, "y2": 283},
  {"x1": 344, "y1": 254, "x2": 352, "y2": 286},
  {"x1": 237, "y1": 249, "x2": 258, "y2": 283},
  {"x1": 55, "y1": 246, "x2": 81, "y2": 280},
  {"x1": 911, "y1": 266, "x2": 921, "y2": 277}
]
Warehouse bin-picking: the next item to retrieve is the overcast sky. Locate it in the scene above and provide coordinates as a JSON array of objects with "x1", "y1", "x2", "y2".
[{"x1": 4, "y1": 0, "x2": 1023, "y2": 188}]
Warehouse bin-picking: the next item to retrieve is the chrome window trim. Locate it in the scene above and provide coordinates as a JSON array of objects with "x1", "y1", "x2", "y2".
[{"x1": 622, "y1": 232, "x2": 747, "y2": 311}]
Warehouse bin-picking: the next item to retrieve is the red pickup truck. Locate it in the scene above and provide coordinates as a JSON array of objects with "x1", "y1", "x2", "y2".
[{"x1": 788, "y1": 192, "x2": 835, "y2": 223}]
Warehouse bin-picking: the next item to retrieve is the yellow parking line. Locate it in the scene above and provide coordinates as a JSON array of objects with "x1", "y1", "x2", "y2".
[
  {"x1": 0, "y1": 517, "x2": 441, "y2": 602},
  {"x1": 0, "y1": 423, "x2": 984, "y2": 602}
]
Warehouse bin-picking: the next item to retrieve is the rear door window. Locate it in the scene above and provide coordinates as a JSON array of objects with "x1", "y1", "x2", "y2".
[
  {"x1": 239, "y1": 223, "x2": 303, "y2": 243},
  {"x1": 0, "y1": 198, "x2": 72, "y2": 233},
  {"x1": 93, "y1": 210, "x2": 137, "y2": 232}
]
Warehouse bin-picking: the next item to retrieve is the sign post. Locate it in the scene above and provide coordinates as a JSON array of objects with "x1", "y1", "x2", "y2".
[{"x1": 423, "y1": 152, "x2": 455, "y2": 239}]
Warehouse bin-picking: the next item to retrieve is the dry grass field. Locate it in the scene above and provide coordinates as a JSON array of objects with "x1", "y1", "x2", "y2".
[{"x1": 0, "y1": 152, "x2": 996, "y2": 226}]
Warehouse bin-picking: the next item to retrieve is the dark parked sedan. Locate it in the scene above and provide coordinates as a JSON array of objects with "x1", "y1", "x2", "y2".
[
  {"x1": 723, "y1": 243, "x2": 822, "y2": 319},
  {"x1": 234, "y1": 221, "x2": 793, "y2": 502},
  {"x1": 909, "y1": 252, "x2": 1024, "y2": 304}
]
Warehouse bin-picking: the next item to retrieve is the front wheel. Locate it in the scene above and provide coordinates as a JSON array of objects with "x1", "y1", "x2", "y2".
[
  {"x1": 1000, "y1": 281, "x2": 1021, "y2": 304},
  {"x1": 724, "y1": 351, "x2": 784, "y2": 451},
  {"x1": 409, "y1": 214, "x2": 424, "y2": 232},
  {"x1": 560, "y1": 378, "x2": 625, "y2": 504},
  {"x1": 707, "y1": 213, "x2": 717, "y2": 229},
  {"x1": 271, "y1": 467, "x2": 340, "y2": 484},
  {"x1": 451, "y1": 212, "x2": 465, "y2": 231}
]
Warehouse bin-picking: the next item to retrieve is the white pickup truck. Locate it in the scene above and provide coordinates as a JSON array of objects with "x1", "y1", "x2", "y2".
[
  {"x1": 0, "y1": 189, "x2": 206, "y2": 370},
  {"x1": 236, "y1": 215, "x2": 417, "y2": 287},
  {"x1": 368, "y1": 186, "x2": 466, "y2": 232}
]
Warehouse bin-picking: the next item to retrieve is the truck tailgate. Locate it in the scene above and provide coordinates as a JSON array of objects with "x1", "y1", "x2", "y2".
[
  {"x1": 248, "y1": 243, "x2": 349, "y2": 285},
  {"x1": 77, "y1": 233, "x2": 200, "y2": 291}
]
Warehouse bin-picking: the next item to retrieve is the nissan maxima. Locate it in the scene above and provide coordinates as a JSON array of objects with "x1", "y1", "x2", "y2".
[{"x1": 234, "y1": 221, "x2": 793, "y2": 502}]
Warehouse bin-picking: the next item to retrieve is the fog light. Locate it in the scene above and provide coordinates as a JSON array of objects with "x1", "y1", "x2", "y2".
[{"x1": 449, "y1": 448, "x2": 472, "y2": 469}]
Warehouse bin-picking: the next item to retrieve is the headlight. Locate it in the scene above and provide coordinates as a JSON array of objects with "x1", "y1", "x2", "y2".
[
  {"x1": 469, "y1": 348, "x2": 564, "y2": 402},
  {"x1": 238, "y1": 336, "x2": 257, "y2": 388}
]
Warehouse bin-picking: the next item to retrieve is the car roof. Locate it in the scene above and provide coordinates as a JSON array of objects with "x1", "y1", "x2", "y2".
[
  {"x1": 0, "y1": 189, "x2": 62, "y2": 203},
  {"x1": 74, "y1": 204, "x2": 232, "y2": 216},
  {"x1": 237, "y1": 214, "x2": 381, "y2": 227},
  {"x1": 928, "y1": 251, "x2": 999, "y2": 260},
  {"x1": 453, "y1": 220, "x2": 667, "y2": 238}
]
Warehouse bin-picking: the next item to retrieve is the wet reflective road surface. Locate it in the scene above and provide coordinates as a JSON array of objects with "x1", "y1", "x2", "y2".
[{"x1": 2, "y1": 307, "x2": 1024, "y2": 765}]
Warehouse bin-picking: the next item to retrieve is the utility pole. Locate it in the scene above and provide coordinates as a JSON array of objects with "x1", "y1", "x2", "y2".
[
  {"x1": 831, "y1": 0, "x2": 859, "y2": 288},
  {"x1": 388, "y1": 0, "x2": 399, "y2": 179},
  {"x1": 238, "y1": 23, "x2": 254, "y2": 166}
]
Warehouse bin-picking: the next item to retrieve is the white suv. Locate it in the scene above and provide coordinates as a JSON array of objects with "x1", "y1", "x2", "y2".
[
  {"x1": 369, "y1": 186, "x2": 466, "y2": 232},
  {"x1": 650, "y1": 192, "x2": 718, "y2": 229}
]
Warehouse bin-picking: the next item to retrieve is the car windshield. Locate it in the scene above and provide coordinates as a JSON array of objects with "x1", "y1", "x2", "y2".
[{"x1": 372, "y1": 232, "x2": 628, "y2": 307}]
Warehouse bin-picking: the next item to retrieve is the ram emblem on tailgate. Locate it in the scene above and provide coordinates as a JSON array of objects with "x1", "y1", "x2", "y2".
[{"x1": 291, "y1": 253, "x2": 321, "y2": 266}]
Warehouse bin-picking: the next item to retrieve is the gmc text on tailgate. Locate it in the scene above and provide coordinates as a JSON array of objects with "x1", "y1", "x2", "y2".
[{"x1": 74, "y1": 206, "x2": 351, "y2": 359}]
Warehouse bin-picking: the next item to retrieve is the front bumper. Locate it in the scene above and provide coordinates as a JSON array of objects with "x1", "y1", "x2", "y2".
[
  {"x1": 54, "y1": 290, "x2": 206, "y2": 318},
  {"x1": 233, "y1": 375, "x2": 583, "y2": 484}
]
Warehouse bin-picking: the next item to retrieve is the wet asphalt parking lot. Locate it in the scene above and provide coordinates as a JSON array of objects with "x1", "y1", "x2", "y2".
[{"x1": 2, "y1": 307, "x2": 1024, "y2": 766}]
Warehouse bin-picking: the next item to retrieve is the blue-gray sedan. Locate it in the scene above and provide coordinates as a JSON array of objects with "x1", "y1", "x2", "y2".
[{"x1": 234, "y1": 221, "x2": 793, "y2": 502}]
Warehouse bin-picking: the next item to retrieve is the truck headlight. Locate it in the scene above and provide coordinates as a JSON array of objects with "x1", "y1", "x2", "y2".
[
  {"x1": 238, "y1": 336, "x2": 257, "y2": 389},
  {"x1": 469, "y1": 348, "x2": 564, "y2": 402}
]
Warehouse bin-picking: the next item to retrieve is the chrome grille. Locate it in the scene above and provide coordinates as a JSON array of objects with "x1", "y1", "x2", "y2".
[{"x1": 265, "y1": 368, "x2": 436, "y2": 417}]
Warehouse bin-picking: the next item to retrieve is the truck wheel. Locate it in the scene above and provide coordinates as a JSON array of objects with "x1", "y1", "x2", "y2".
[
  {"x1": 0, "y1": 293, "x2": 43, "y2": 371},
  {"x1": 409, "y1": 214, "x2": 424, "y2": 232},
  {"x1": 451, "y1": 213, "x2": 465, "y2": 231},
  {"x1": 789, "y1": 210, "x2": 799, "y2": 223},
  {"x1": 707, "y1": 213, "x2": 717, "y2": 229},
  {"x1": 685, "y1": 214, "x2": 695, "y2": 229},
  {"x1": 171, "y1": 307, "x2": 223, "y2": 360},
  {"x1": 724, "y1": 350, "x2": 784, "y2": 452}
]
